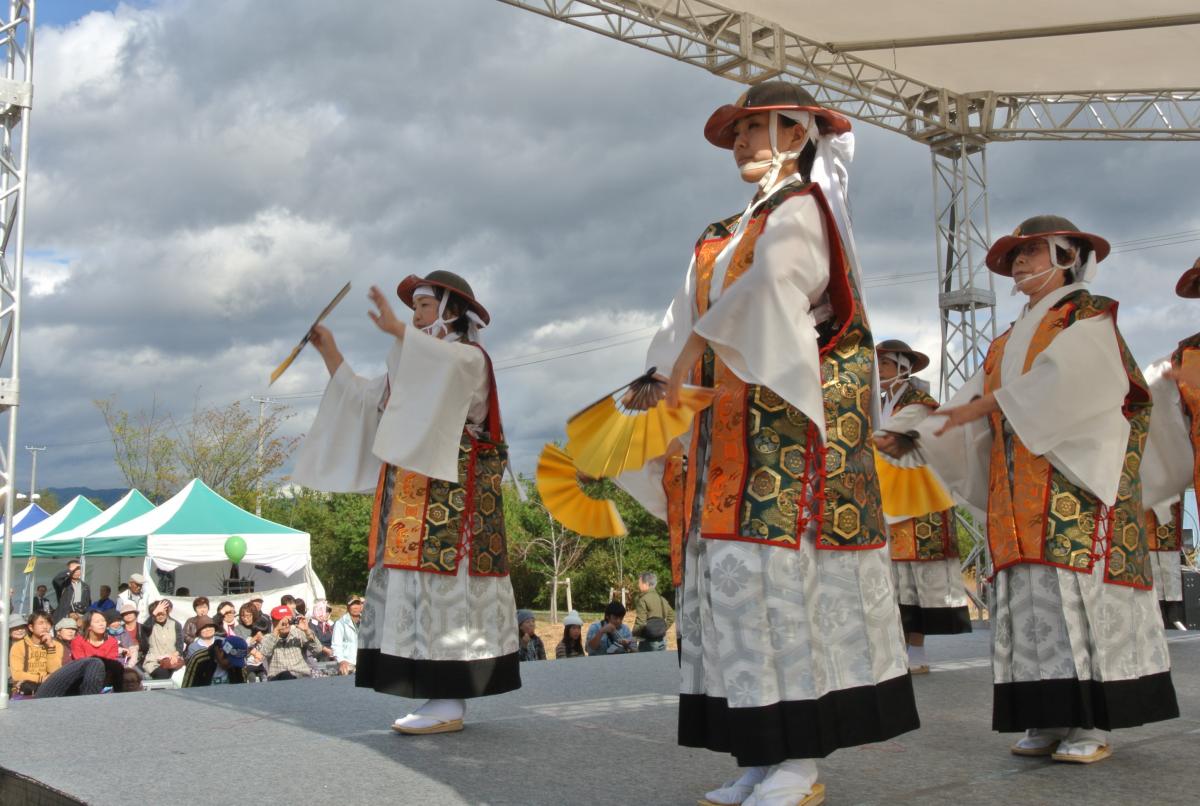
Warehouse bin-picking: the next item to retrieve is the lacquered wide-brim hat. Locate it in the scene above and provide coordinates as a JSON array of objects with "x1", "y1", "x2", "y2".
[
  {"x1": 396, "y1": 270, "x2": 490, "y2": 326},
  {"x1": 876, "y1": 339, "x2": 930, "y2": 374},
  {"x1": 1175, "y1": 257, "x2": 1200, "y2": 298},
  {"x1": 985, "y1": 215, "x2": 1110, "y2": 276},
  {"x1": 704, "y1": 80, "x2": 852, "y2": 149}
]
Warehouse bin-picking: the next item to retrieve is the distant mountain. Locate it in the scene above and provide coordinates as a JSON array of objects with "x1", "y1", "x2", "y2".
[{"x1": 46, "y1": 487, "x2": 127, "y2": 507}]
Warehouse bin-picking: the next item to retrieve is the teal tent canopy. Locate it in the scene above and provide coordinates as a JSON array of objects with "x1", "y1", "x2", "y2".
[
  {"x1": 33, "y1": 489, "x2": 156, "y2": 558},
  {"x1": 3, "y1": 496, "x2": 103, "y2": 558}
]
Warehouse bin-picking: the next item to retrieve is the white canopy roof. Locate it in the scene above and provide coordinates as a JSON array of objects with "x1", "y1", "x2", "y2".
[{"x1": 685, "y1": 1, "x2": 1199, "y2": 93}]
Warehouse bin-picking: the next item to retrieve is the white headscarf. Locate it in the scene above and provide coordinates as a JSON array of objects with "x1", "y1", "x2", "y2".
[{"x1": 413, "y1": 284, "x2": 487, "y2": 344}]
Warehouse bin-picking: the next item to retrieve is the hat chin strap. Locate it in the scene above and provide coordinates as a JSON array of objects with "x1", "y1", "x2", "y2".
[
  {"x1": 733, "y1": 111, "x2": 815, "y2": 239},
  {"x1": 1010, "y1": 235, "x2": 1086, "y2": 297},
  {"x1": 416, "y1": 288, "x2": 488, "y2": 344}
]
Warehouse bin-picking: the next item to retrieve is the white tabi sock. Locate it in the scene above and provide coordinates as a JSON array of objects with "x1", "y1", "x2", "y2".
[
  {"x1": 395, "y1": 698, "x2": 466, "y2": 729},
  {"x1": 1057, "y1": 727, "x2": 1109, "y2": 756},
  {"x1": 703, "y1": 766, "x2": 767, "y2": 805},
  {"x1": 1014, "y1": 727, "x2": 1068, "y2": 750},
  {"x1": 743, "y1": 760, "x2": 819, "y2": 806}
]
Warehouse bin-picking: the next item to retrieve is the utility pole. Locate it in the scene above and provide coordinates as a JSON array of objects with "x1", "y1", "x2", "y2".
[
  {"x1": 249, "y1": 397, "x2": 271, "y2": 516},
  {"x1": 24, "y1": 445, "x2": 44, "y2": 503}
]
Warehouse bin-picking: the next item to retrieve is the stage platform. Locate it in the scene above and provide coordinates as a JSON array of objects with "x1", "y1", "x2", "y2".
[{"x1": 1, "y1": 629, "x2": 1197, "y2": 805}]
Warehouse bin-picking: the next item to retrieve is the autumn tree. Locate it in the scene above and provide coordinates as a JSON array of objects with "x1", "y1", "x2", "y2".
[{"x1": 94, "y1": 396, "x2": 180, "y2": 503}]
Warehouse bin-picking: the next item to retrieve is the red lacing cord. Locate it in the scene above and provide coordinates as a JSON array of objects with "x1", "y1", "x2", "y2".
[
  {"x1": 794, "y1": 421, "x2": 828, "y2": 540},
  {"x1": 1089, "y1": 504, "x2": 1114, "y2": 570}
]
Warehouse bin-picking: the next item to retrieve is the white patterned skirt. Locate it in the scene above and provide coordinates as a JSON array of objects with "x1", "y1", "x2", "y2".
[
  {"x1": 356, "y1": 468, "x2": 521, "y2": 700},
  {"x1": 1150, "y1": 551, "x2": 1183, "y2": 603},
  {"x1": 989, "y1": 564, "x2": 1178, "y2": 732},
  {"x1": 891, "y1": 557, "x2": 973, "y2": 635},
  {"x1": 677, "y1": 534, "x2": 919, "y2": 766}
]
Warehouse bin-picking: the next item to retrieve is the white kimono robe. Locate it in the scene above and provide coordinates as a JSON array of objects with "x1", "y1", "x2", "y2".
[{"x1": 1141, "y1": 355, "x2": 1192, "y2": 606}]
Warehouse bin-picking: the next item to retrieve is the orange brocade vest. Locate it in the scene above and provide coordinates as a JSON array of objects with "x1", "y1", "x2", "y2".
[
  {"x1": 981, "y1": 290, "x2": 1152, "y2": 589},
  {"x1": 668, "y1": 180, "x2": 886, "y2": 559},
  {"x1": 366, "y1": 347, "x2": 509, "y2": 577},
  {"x1": 886, "y1": 385, "x2": 957, "y2": 563}
]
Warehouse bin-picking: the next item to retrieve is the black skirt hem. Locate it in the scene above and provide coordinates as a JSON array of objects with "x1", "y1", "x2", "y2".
[
  {"x1": 355, "y1": 648, "x2": 521, "y2": 699},
  {"x1": 992, "y1": 671, "x2": 1179, "y2": 732},
  {"x1": 899, "y1": 603, "x2": 973, "y2": 635},
  {"x1": 678, "y1": 673, "x2": 920, "y2": 766}
]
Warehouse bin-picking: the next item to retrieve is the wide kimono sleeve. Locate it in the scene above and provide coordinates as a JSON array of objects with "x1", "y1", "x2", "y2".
[
  {"x1": 991, "y1": 315, "x2": 1131, "y2": 505},
  {"x1": 910, "y1": 372, "x2": 992, "y2": 515},
  {"x1": 293, "y1": 331, "x2": 487, "y2": 490},
  {"x1": 692, "y1": 193, "x2": 830, "y2": 437},
  {"x1": 1141, "y1": 355, "x2": 1193, "y2": 519}
]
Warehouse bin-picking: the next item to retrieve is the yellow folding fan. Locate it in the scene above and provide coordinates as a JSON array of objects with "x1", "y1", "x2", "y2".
[
  {"x1": 536, "y1": 444, "x2": 627, "y2": 538},
  {"x1": 565, "y1": 368, "x2": 715, "y2": 479},
  {"x1": 874, "y1": 451, "x2": 955, "y2": 519}
]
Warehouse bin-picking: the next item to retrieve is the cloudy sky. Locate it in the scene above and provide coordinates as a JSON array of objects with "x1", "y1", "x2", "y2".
[{"x1": 17, "y1": 0, "x2": 1200, "y2": 495}]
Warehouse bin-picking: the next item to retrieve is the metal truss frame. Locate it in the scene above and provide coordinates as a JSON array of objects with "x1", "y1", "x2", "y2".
[
  {"x1": 496, "y1": 0, "x2": 1200, "y2": 141},
  {"x1": 0, "y1": 0, "x2": 34, "y2": 710}
]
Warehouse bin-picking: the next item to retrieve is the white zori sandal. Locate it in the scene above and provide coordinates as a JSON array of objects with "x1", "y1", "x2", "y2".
[
  {"x1": 1010, "y1": 728, "x2": 1067, "y2": 757},
  {"x1": 698, "y1": 767, "x2": 767, "y2": 806},
  {"x1": 1051, "y1": 728, "x2": 1111, "y2": 764},
  {"x1": 392, "y1": 698, "x2": 466, "y2": 735},
  {"x1": 742, "y1": 760, "x2": 824, "y2": 806}
]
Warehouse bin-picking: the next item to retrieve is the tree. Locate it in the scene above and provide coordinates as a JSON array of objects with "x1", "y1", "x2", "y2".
[
  {"x1": 32, "y1": 489, "x2": 59, "y2": 514},
  {"x1": 261, "y1": 489, "x2": 373, "y2": 600},
  {"x1": 95, "y1": 396, "x2": 180, "y2": 503},
  {"x1": 174, "y1": 400, "x2": 297, "y2": 507},
  {"x1": 506, "y1": 478, "x2": 590, "y2": 622}
]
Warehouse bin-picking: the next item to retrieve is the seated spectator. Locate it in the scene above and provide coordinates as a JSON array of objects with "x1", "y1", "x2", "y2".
[
  {"x1": 10, "y1": 612, "x2": 64, "y2": 696},
  {"x1": 34, "y1": 658, "x2": 130, "y2": 698},
  {"x1": 235, "y1": 602, "x2": 268, "y2": 679},
  {"x1": 182, "y1": 635, "x2": 248, "y2": 687},
  {"x1": 516, "y1": 609, "x2": 546, "y2": 661},
  {"x1": 55, "y1": 617, "x2": 79, "y2": 662},
  {"x1": 93, "y1": 585, "x2": 117, "y2": 612},
  {"x1": 309, "y1": 600, "x2": 335, "y2": 650},
  {"x1": 555, "y1": 611, "x2": 586, "y2": 659},
  {"x1": 117, "y1": 573, "x2": 147, "y2": 620},
  {"x1": 182, "y1": 596, "x2": 211, "y2": 645},
  {"x1": 249, "y1": 596, "x2": 271, "y2": 634},
  {"x1": 186, "y1": 616, "x2": 218, "y2": 658},
  {"x1": 258, "y1": 605, "x2": 323, "y2": 680},
  {"x1": 332, "y1": 597, "x2": 361, "y2": 676},
  {"x1": 280, "y1": 594, "x2": 297, "y2": 611},
  {"x1": 139, "y1": 599, "x2": 185, "y2": 679},
  {"x1": 632, "y1": 572, "x2": 675, "y2": 652},
  {"x1": 103, "y1": 609, "x2": 137, "y2": 667},
  {"x1": 115, "y1": 603, "x2": 140, "y2": 666},
  {"x1": 214, "y1": 601, "x2": 238, "y2": 636},
  {"x1": 7, "y1": 613, "x2": 27, "y2": 645},
  {"x1": 586, "y1": 602, "x2": 634, "y2": 656},
  {"x1": 70, "y1": 610, "x2": 120, "y2": 662},
  {"x1": 32, "y1": 585, "x2": 51, "y2": 614}
]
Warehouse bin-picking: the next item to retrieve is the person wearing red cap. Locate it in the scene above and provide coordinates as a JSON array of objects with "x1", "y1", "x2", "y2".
[
  {"x1": 1139, "y1": 257, "x2": 1200, "y2": 630},
  {"x1": 878, "y1": 216, "x2": 1179, "y2": 764},
  {"x1": 874, "y1": 340, "x2": 972, "y2": 676},
  {"x1": 292, "y1": 271, "x2": 518, "y2": 735},
  {"x1": 618, "y1": 80, "x2": 917, "y2": 806}
]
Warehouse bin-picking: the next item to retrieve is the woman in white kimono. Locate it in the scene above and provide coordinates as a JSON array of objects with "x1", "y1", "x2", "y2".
[
  {"x1": 1140, "y1": 257, "x2": 1200, "y2": 628},
  {"x1": 877, "y1": 216, "x2": 1179, "y2": 764},
  {"x1": 292, "y1": 270, "x2": 519, "y2": 735},
  {"x1": 874, "y1": 340, "x2": 971, "y2": 675},
  {"x1": 624, "y1": 81, "x2": 918, "y2": 806}
]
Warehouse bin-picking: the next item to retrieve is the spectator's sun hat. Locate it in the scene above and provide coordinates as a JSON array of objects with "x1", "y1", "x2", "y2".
[
  {"x1": 562, "y1": 610, "x2": 583, "y2": 628},
  {"x1": 129, "y1": 573, "x2": 147, "y2": 585},
  {"x1": 516, "y1": 609, "x2": 535, "y2": 627},
  {"x1": 347, "y1": 596, "x2": 363, "y2": 607},
  {"x1": 250, "y1": 596, "x2": 264, "y2": 604},
  {"x1": 55, "y1": 617, "x2": 78, "y2": 631},
  {"x1": 7, "y1": 614, "x2": 27, "y2": 631},
  {"x1": 103, "y1": 610, "x2": 123, "y2": 625},
  {"x1": 217, "y1": 635, "x2": 249, "y2": 667},
  {"x1": 193, "y1": 615, "x2": 216, "y2": 632},
  {"x1": 270, "y1": 605, "x2": 292, "y2": 622},
  {"x1": 119, "y1": 602, "x2": 137, "y2": 615}
]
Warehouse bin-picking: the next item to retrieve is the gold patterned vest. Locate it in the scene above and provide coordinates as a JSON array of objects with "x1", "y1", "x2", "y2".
[
  {"x1": 367, "y1": 347, "x2": 509, "y2": 577},
  {"x1": 982, "y1": 290, "x2": 1152, "y2": 589},
  {"x1": 1145, "y1": 501, "x2": 1182, "y2": 553},
  {"x1": 886, "y1": 385, "x2": 958, "y2": 562},
  {"x1": 1171, "y1": 333, "x2": 1200, "y2": 502},
  {"x1": 681, "y1": 180, "x2": 886, "y2": 552}
]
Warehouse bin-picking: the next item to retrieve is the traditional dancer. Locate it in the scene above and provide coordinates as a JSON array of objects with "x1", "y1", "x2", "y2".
[
  {"x1": 293, "y1": 270, "x2": 519, "y2": 735},
  {"x1": 624, "y1": 81, "x2": 918, "y2": 806},
  {"x1": 877, "y1": 215, "x2": 1179, "y2": 763},
  {"x1": 875, "y1": 340, "x2": 971, "y2": 675},
  {"x1": 1140, "y1": 257, "x2": 1200, "y2": 629}
]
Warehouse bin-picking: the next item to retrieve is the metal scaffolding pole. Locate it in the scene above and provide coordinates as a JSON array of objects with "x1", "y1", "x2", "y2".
[
  {"x1": 0, "y1": 0, "x2": 35, "y2": 711},
  {"x1": 930, "y1": 135, "x2": 996, "y2": 615}
]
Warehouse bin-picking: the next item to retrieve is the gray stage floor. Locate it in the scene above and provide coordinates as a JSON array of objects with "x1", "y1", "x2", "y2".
[{"x1": 1, "y1": 629, "x2": 1198, "y2": 805}]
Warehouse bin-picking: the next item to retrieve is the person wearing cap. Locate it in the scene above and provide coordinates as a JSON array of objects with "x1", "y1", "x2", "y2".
[
  {"x1": 555, "y1": 611, "x2": 585, "y2": 659},
  {"x1": 182, "y1": 596, "x2": 212, "y2": 645},
  {"x1": 114, "y1": 602, "x2": 141, "y2": 667},
  {"x1": 181, "y1": 634, "x2": 249, "y2": 687},
  {"x1": 332, "y1": 597, "x2": 362, "y2": 676},
  {"x1": 874, "y1": 340, "x2": 972, "y2": 675},
  {"x1": 292, "y1": 270, "x2": 519, "y2": 735},
  {"x1": 185, "y1": 615, "x2": 219, "y2": 658},
  {"x1": 117, "y1": 573, "x2": 148, "y2": 620},
  {"x1": 516, "y1": 609, "x2": 546, "y2": 662},
  {"x1": 258, "y1": 604, "x2": 323, "y2": 681},
  {"x1": 618, "y1": 80, "x2": 917, "y2": 805},
  {"x1": 55, "y1": 616, "x2": 79, "y2": 662},
  {"x1": 138, "y1": 599, "x2": 185, "y2": 679},
  {"x1": 878, "y1": 215, "x2": 1179, "y2": 764},
  {"x1": 10, "y1": 612, "x2": 64, "y2": 695},
  {"x1": 1139, "y1": 257, "x2": 1200, "y2": 630}
]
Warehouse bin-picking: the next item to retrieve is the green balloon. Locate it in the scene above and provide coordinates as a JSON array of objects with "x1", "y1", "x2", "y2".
[{"x1": 224, "y1": 535, "x2": 247, "y2": 565}]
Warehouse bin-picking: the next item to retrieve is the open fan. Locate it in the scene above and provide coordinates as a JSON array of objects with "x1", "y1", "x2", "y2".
[
  {"x1": 874, "y1": 451, "x2": 955, "y2": 519},
  {"x1": 536, "y1": 444, "x2": 627, "y2": 538},
  {"x1": 565, "y1": 368, "x2": 715, "y2": 479}
]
